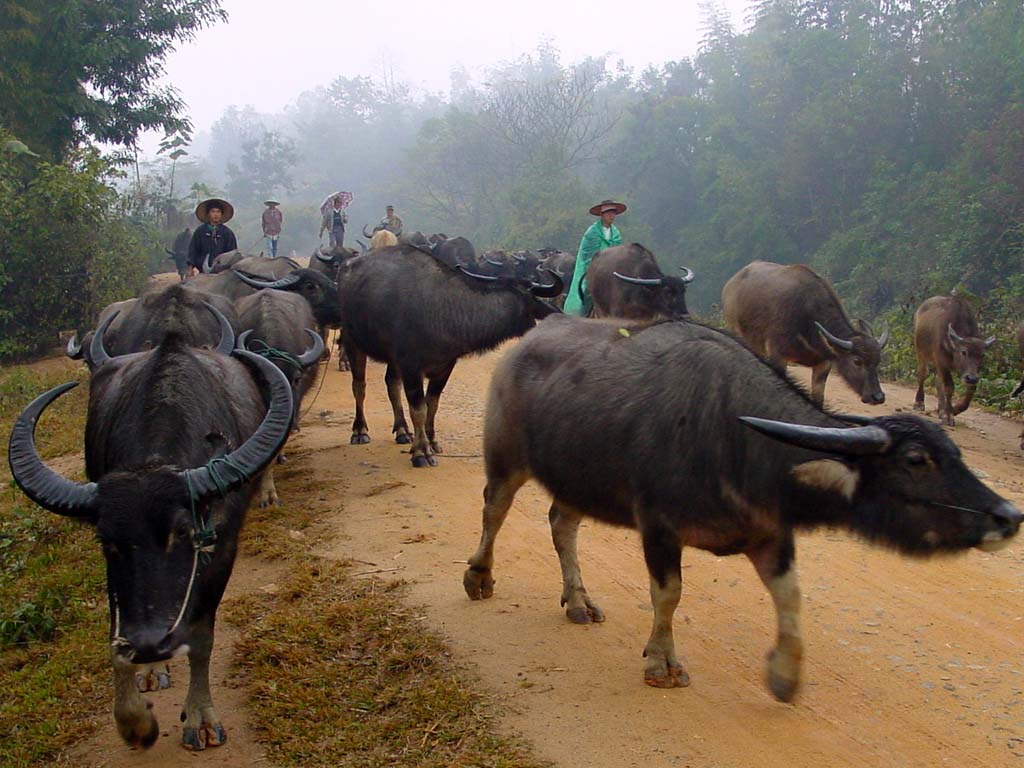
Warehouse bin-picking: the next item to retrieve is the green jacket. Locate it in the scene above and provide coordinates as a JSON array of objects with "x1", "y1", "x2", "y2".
[{"x1": 563, "y1": 221, "x2": 622, "y2": 316}]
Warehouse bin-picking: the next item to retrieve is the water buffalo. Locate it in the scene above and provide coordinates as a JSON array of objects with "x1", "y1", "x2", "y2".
[
  {"x1": 722, "y1": 261, "x2": 888, "y2": 406},
  {"x1": 232, "y1": 268, "x2": 342, "y2": 330},
  {"x1": 235, "y1": 289, "x2": 325, "y2": 505},
  {"x1": 337, "y1": 245, "x2": 562, "y2": 467},
  {"x1": 588, "y1": 243, "x2": 695, "y2": 320},
  {"x1": 431, "y1": 236, "x2": 476, "y2": 269},
  {"x1": 9, "y1": 325, "x2": 293, "y2": 751},
  {"x1": 1013, "y1": 321, "x2": 1024, "y2": 449},
  {"x1": 913, "y1": 295, "x2": 996, "y2": 425},
  {"x1": 188, "y1": 256, "x2": 298, "y2": 301},
  {"x1": 463, "y1": 316, "x2": 1021, "y2": 702},
  {"x1": 310, "y1": 245, "x2": 358, "y2": 282},
  {"x1": 67, "y1": 285, "x2": 238, "y2": 369}
]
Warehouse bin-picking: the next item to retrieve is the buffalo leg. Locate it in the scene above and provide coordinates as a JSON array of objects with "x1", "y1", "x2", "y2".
[
  {"x1": 549, "y1": 502, "x2": 604, "y2": 624},
  {"x1": 255, "y1": 464, "x2": 279, "y2": 507},
  {"x1": 402, "y1": 372, "x2": 434, "y2": 467},
  {"x1": 747, "y1": 534, "x2": 803, "y2": 703},
  {"x1": 464, "y1": 470, "x2": 529, "y2": 600},
  {"x1": 937, "y1": 368, "x2": 956, "y2": 425},
  {"x1": 112, "y1": 653, "x2": 159, "y2": 748},
  {"x1": 181, "y1": 619, "x2": 225, "y2": 751},
  {"x1": 809, "y1": 362, "x2": 831, "y2": 407},
  {"x1": 385, "y1": 364, "x2": 411, "y2": 444},
  {"x1": 640, "y1": 523, "x2": 688, "y2": 688},
  {"x1": 914, "y1": 357, "x2": 928, "y2": 411},
  {"x1": 335, "y1": 330, "x2": 350, "y2": 372},
  {"x1": 346, "y1": 345, "x2": 371, "y2": 444},
  {"x1": 425, "y1": 361, "x2": 456, "y2": 454}
]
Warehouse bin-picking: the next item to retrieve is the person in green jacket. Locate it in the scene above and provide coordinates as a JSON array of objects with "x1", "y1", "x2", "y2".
[{"x1": 563, "y1": 199, "x2": 626, "y2": 316}]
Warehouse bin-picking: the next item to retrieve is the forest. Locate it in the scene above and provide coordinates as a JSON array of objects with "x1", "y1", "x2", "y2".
[{"x1": 1, "y1": 0, "x2": 1022, "y2": 398}]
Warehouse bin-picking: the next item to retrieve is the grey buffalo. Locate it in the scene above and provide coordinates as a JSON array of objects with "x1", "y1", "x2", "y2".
[
  {"x1": 464, "y1": 317, "x2": 1021, "y2": 702},
  {"x1": 9, "y1": 322, "x2": 292, "y2": 751},
  {"x1": 723, "y1": 261, "x2": 888, "y2": 406},
  {"x1": 914, "y1": 295, "x2": 996, "y2": 425},
  {"x1": 337, "y1": 245, "x2": 561, "y2": 467}
]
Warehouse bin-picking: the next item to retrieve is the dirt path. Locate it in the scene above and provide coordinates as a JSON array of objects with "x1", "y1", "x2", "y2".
[{"x1": 68, "y1": 338, "x2": 1024, "y2": 767}]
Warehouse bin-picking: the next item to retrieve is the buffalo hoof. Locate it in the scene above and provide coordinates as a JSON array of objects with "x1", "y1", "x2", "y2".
[
  {"x1": 766, "y1": 647, "x2": 801, "y2": 702},
  {"x1": 350, "y1": 432, "x2": 371, "y2": 445},
  {"x1": 182, "y1": 723, "x2": 227, "y2": 751},
  {"x1": 463, "y1": 567, "x2": 495, "y2": 600},
  {"x1": 135, "y1": 665, "x2": 171, "y2": 692},
  {"x1": 644, "y1": 661, "x2": 690, "y2": 689},
  {"x1": 566, "y1": 601, "x2": 605, "y2": 624},
  {"x1": 337, "y1": 357, "x2": 350, "y2": 372},
  {"x1": 257, "y1": 489, "x2": 279, "y2": 508},
  {"x1": 116, "y1": 702, "x2": 158, "y2": 749},
  {"x1": 912, "y1": 401, "x2": 925, "y2": 412},
  {"x1": 429, "y1": 440, "x2": 443, "y2": 454},
  {"x1": 411, "y1": 454, "x2": 438, "y2": 468},
  {"x1": 395, "y1": 432, "x2": 412, "y2": 445}
]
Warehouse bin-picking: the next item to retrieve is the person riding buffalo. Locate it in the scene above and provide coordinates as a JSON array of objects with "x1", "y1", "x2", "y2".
[
  {"x1": 563, "y1": 199, "x2": 625, "y2": 316},
  {"x1": 187, "y1": 198, "x2": 238, "y2": 276}
]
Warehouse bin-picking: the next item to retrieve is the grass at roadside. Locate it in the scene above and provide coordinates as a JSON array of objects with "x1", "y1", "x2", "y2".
[{"x1": 0, "y1": 364, "x2": 110, "y2": 768}]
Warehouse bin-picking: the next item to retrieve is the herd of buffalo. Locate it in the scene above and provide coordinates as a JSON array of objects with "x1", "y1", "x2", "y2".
[{"x1": 7, "y1": 233, "x2": 1024, "y2": 752}]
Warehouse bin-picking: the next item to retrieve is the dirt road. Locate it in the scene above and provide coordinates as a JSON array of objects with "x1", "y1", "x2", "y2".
[{"x1": 73, "y1": 336, "x2": 1024, "y2": 767}]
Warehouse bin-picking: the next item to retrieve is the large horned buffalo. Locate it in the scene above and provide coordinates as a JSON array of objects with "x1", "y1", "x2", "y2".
[
  {"x1": 338, "y1": 245, "x2": 562, "y2": 467},
  {"x1": 722, "y1": 261, "x2": 888, "y2": 406},
  {"x1": 232, "y1": 267, "x2": 341, "y2": 330},
  {"x1": 913, "y1": 295, "x2": 996, "y2": 425},
  {"x1": 463, "y1": 317, "x2": 1021, "y2": 702},
  {"x1": 67, "y1": 285, "x2": 237, "y2": 369},
  {"x1": 188, "y1": 256, "x2": 297, "y2": 301},
  {"x1": 9, "y1": 323, "x2": 293, "y2": 751},
  {"x1": 588, "y1": 243, "x2": 695, "y2": 320},
  {"x1": 235, "y1": 289, "x2": 325, "y2": 505}
]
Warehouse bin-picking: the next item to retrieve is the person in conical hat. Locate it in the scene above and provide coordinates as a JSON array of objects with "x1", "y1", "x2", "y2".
[
  {"x1": 262, "y1": 200, "x2": 283, "y2": 257},
  {"x1": 187, "y1": 198, "x2": 238, "y2": 276},
  {"x1": 563, "y1": 200, "x2": 626, "y2": 316}
]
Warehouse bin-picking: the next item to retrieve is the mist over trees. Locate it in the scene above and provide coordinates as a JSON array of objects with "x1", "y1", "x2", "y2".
[{"x1": 1, "y1": 0, "x2": 1022, "y2": 369}]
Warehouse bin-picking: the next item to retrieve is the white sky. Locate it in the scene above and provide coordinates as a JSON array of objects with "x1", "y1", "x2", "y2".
[{"x1": 143, "y1": 0, "x2": 750, "y2": 156}]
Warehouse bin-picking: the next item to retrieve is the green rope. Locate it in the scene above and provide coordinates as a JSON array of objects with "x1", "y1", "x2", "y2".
[
  {"x1": 246, "y1": 338, "x2": 302, "y2": 371},
  {"x1": 182, "y1": 455, "x2": 250, "y2": 560}
]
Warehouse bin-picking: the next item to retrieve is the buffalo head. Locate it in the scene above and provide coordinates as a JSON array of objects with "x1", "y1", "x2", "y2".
[
  {"x1": 232, "y1": 269, "x2": 342, "y2": 328},
  {"x1": 946, "y1": 323, "x2": 996, "y2": 386},
  {"x1": 815, "y1": 320, "x2": 888, "y2": 405}
]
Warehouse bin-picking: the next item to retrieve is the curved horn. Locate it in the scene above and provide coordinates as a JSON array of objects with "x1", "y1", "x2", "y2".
[
  {"x1": 202, "y1": 253, "x2": 213, "y2": 274},
  {"x1": 89, "y1": 310, "x2": 120, "y2": 368},
  {"x1": 739, "y1": 416, "x2": 891, "y2": 456},
  {"x1": 984, "y1": 335, "x2": 997, "y2": 348},
  {"x1": 485, "y1": 256, "x2": 505, "y2": 266},
  {"x1": 613, "y1": 271, "x2": 663, "y2": 287},
  {"x1": 876, "y1": 319, "x2": 890, "y2": 348},
  {"x1": 678, "y1": 266, "x2": 695, "y2": 284},
  {"x1": 834, "y1": 413, "x2": 875, "y2": 426},
  {"x1": 947, "y1": 323, "x2": 966, "y2": 343},
  {"x1": 357, "y1": 239, "x2": 368, "y2": 253},
  {"x1": 66, "y1": 333, "x2": 83, "y2": 360},
  {"x1": 8, "y1": 382, "x2": 98, "y2": 518},
  {"x1": 296, "y1": 329, "x2": 325, "y2": 368},
  {"x1": 232, "y1": 269, "x2": 302, "y2": 291},
  {"x1": 202, "y1": 301, "x2": 235, "y2": 356},
  {"x1": 315, "y1": 251, "x2": 337, "y2": 264},
  {"x1": 815, "y1": 321, "x2": 854, "y2": 351},
  {"x1": 362, "y1": 224, "x2": 374, "y2": 239},
  {"x1": 184, "y1": 350, "x2": 294, "y2": 501},
  {"x1": 513, "y1": 253, "x2": 527, "y2": 263},
  {"x1": 457, "y1": 265, "x2": 500, "y2": 282},
  {"x1": 530, "y1": 269, "x2": 564, "y2": 298},
  {"x1": 237, "y1": 329, "x2": 253, "y2": 351}
]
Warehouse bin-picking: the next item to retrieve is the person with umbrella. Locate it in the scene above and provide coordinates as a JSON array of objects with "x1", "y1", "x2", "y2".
[
  {"x1": 319, "y1": 191, "x2": 353, "y2": 248},
  {"x1": 563, "y1": 199, "x2": 626, "y2": 316},
  {"x1": 187, "y1": 198, "x2": 238, "y2": 276}
]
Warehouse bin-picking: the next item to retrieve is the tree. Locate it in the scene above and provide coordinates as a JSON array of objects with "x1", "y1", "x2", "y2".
[
  {"x1": 225, "y1": 130, "x2": 299, "y2": 208},
  {"x1": 0, "y1": 0, "x2": 226, "y2": 161}
]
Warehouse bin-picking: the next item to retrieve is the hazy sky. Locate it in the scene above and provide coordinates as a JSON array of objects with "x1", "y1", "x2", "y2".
[{"x1": 145, "y1": 0, "x2": 750, "y2": 155}]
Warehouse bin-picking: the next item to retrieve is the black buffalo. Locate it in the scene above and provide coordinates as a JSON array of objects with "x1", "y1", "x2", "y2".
[
  {"x1": 464, "y1": 317, "x2": 1021, "y2": 702},
  {"x1": 232, "y1": 267, "x2": 342, "y2": 330},
  {"x1": 588, "y1": 243, "x2": 695, "y2": 320},
  {"x1": 9, "y1": 325, "x2": 293, "y2": 751},
  {"x1": 337, "y1": 245, "x2": 562, "y2": 467}
]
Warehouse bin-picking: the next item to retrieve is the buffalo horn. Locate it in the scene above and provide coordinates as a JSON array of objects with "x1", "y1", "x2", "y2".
[
  {"x1": 237, "y1": 329, "x2": 253, "y2": 350},
  {"x1": 202, "y1": 301, "x2": 235, "y2": 355},
  {"x1": 184, "y1": 350, "x2": 294, "y2": 501},
  {"x1": 947, "y1": 323, "x2": 965, "y2": 343},
  {"x1": 815, "y1": 322, "x2": 855, "y2": 351},
  {"x1": 66, "y1": 334, "x2": 83, "y2": 360},
  {"x1": 315, "y1": 251, "x2": 336, "y2": 264},
  {"x1": 457, "y1": 265, "x2": 500, "y2": 282},
  {"x1": 202, "y1": 253, "x2": 214, "y2": 274},
  {"x1": 1012, "y1": 378, "x2": 1024, "y2": 398},
  {"x1": 8, "y1": 382, "x2": 98, "y2": 518},
  {"x1": 513, "y1": 253, "x2": 527, "y2": 263},
  {"x1": 296, "y1": 329, "x2": 325, "y2": 367},
  {"x1": 678, "y1": 266, "x2": 696, "y2": 283},
  {"x1": 530, "y1": 269, "x2": 564, "y2": 298},
  {"x1": 356, "y1": 239, "x2": 368, "y2": 253},
  {"x1": 876, "y1": 320, "x2": 890, "y2": 348},
  {"x1": 89, "y1": 309, "x2": 121, "y2": 368},
  {"x1": 613, "y1": 271, "x2": 662, "y2": 287},
  {"x1": 834, "y1": 413, "x2": 875, "y2": 426},
  {"x1": 232, "y1": 269, "x2": 302, "y2": 291},
  {"x1": 739, "y1": 416, "x2": 891, "y2": 456},
  {"x1": 484, "y1": 256, "x2": 504, "y2": 267},
  {"x1": 362, "y1": 224, "x2": 374, "y2": 239},
  {"x1": 984, "y1": 335, "x2": 997, "y2": 348}
]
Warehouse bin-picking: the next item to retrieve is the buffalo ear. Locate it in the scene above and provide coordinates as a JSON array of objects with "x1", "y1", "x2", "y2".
[{"x1": 792, "y1": 460, "x2": 860, "y2": 501}]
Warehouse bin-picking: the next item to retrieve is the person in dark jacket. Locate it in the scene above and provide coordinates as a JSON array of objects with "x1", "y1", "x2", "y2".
[{"x1": 187, "y1": 198, "x2": 238, "y2": 275}]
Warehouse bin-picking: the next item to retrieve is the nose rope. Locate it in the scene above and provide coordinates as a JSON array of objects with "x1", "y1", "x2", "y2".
[{"x1": 925, "y1": 500, "x2": 988, "y2": 517}]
